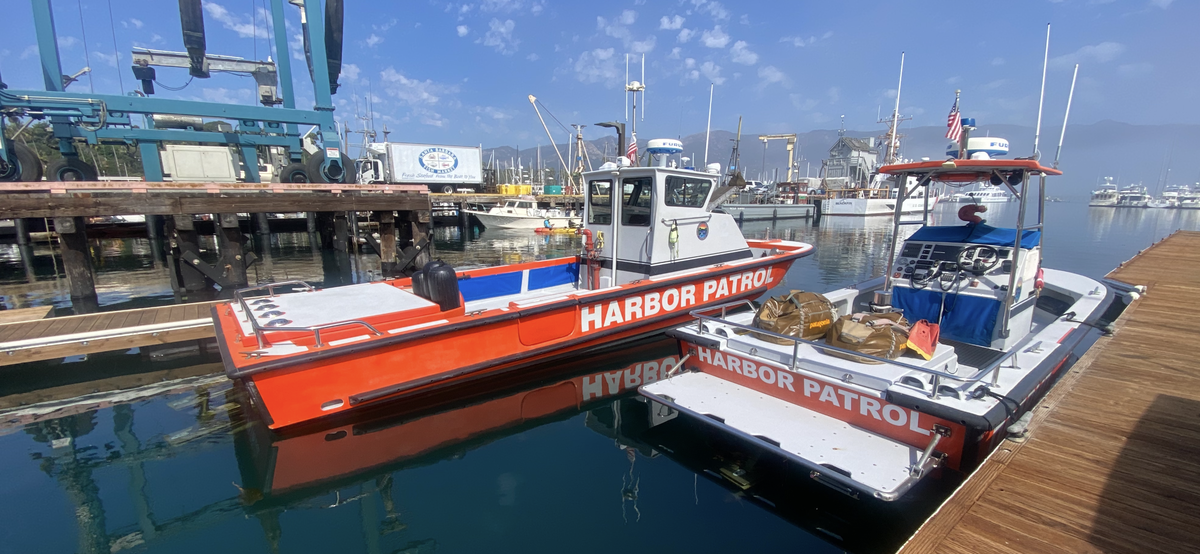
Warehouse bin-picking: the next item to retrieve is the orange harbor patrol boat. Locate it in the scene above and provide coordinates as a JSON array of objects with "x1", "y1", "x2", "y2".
[{"x1": 212, "y1": 146, "x2": 814, "y2": 429}]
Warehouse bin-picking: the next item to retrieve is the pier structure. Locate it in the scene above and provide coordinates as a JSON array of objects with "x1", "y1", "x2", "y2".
[
  {"x1": 899, "y1": 230, "x2": 1200, "y2": 554},
  {"x1": 0, "y1": 180, "x2": 431, "y2": 313}
]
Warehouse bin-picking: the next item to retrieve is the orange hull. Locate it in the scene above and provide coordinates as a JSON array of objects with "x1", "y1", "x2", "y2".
[{"x1": 214, "y1": 240, "x2": 812, "y2": 429}]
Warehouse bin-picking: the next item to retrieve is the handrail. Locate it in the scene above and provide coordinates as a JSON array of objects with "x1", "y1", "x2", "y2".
[
  {"x1": 232, "y1": 280, "x2": 386, "y2": 350},
  {"x1": 661, "y1": 214, "x2": 712, "y2": 225},
  {"x1": 685, "y1": 300, "x2": 1018, "y2": 387}
]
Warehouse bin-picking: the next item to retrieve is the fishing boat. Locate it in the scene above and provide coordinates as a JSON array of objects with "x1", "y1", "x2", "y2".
[
  {"x1": 465, "y1": 199, "x2": 580, "y2": 229},
  {"x1": 210, "y1": 144, "x2": 815, "y2": 429},
  {"x1": 1088, "y1": 177, "x2": 1119, "y2": 207},
  {"x1": 640, "y1": 155, "x2": 1116, "y2": 501},
  {"x1": 819, "y1": 136, "x2": 938, "y2": 217},
  {"x1": 719, "y1": 180, "x2": 816, "y2": 221}
]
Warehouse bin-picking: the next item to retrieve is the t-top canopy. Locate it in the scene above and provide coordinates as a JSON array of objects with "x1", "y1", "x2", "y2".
[
  {"x1": 879, "y1": 159, "x2": 1062, "y2": 177},
  {"x1": 909, "y1": 223, "x2": 1041, "y2": 249}
]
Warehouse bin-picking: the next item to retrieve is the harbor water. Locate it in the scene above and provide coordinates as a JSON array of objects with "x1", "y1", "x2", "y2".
[{"x1": 1, "y1": 201, "x2": 1197, "y2": 554}]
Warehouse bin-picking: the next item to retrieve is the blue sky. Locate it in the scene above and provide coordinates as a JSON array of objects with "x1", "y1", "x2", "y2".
[{"x1": 0, "y1": 0, "x2": 1193, "y2": 150}]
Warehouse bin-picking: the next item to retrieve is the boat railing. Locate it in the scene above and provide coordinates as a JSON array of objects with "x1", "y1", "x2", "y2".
[
  {"x1": 233, "y1": 280, "x2": 383, "y2": 349},
  {"x1": 686, "y1": 300, "x2": 1019, "y2": 396}
]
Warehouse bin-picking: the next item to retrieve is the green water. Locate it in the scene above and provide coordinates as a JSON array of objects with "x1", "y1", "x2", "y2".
[{"x1": 0, "y1": 202, "x2": 1196, "y2": 553}]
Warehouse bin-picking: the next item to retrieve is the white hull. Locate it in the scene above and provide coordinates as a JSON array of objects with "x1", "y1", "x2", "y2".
[
  {"x1": 720, "y1": 204, "x2": 815, "y2": 220},
  {"x1": 823, "y1": 196, "x2": 937, "y2": 216},
  {"x1": 466, "y1": 210, "x2": 579, "y2": 229},
  {"x1": 1089, "y1": 200, "x2": 1117, "y2": 207}
]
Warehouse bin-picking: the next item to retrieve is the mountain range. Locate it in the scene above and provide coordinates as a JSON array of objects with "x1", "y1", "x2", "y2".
[{"x1": 483, "y1": 122, "x2": 1200, "y2": 201}]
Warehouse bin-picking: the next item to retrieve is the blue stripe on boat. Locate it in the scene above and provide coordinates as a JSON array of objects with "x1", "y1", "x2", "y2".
[
  {"x1": 459, "y1": 272, "x2": 523, "y2": 301},
  {"x1": 528, "y1": 263, "x2": 579, "y2": 290}
]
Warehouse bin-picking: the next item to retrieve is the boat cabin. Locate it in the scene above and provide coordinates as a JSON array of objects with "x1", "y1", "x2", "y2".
[{"x1": 583, "y1": 143, "x2": 751, "y2": 287}]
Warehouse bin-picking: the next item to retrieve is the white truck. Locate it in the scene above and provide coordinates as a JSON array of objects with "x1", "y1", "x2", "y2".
[{"x1": 356, "y1": 142, "x2": 483, "y2": 193}]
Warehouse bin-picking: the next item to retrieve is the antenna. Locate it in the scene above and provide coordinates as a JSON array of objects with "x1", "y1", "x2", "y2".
[
  {"x1": 641, "y1": 53, "x2": 646, "y2": 122},
  {"x1": 625, "y1": 54, "x2": 630, "y2": 122},
  {"x1": 888, "y1": 52, "x2": 905, "y2": 164},
  {"x1": 704, "y1": 82, "x2": 714, "y2": 165},
  {"x1": 1033, "y1": 23, "x2": 1050, "y2": 159},
  {"x1": 1053, "y1": 63, "x2": 1079, "y2": 169}
]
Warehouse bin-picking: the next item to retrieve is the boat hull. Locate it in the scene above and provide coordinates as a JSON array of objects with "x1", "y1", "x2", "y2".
[
  {"x1": 823, "y1": 196, "x2": 936, "y2": 216},
  {"x1": 216, "y1": 246, "x2": 810, "y2": 429},
  {"x1": 466, "y1": 210, "x2": 579, "y2": 229}
]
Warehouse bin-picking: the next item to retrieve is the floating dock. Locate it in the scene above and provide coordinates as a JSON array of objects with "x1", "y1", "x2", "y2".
[
  {"x1": 899, "y1": 230, "x2": 1200, "y2": 554},
  {"x1": 0, "y1": 302, "x2": 216, "y2": 367}
]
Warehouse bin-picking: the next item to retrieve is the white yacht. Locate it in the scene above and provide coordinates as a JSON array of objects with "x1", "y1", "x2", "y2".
[
  {"x1": 1088, "y1": 177, "x2": 1119, "y2": 207},
  {"x1": 1179, "y1": 186, "x2": 1200, "y2": 209},
  {"x1": 955, "y1": 186, "x2": 1013, "y2": 203},
  {"x1": 820, "y1": 136, "x2": 938, "y2": 216},
  {"x1": 1116, "y1": 184, "x2": 1150, "y2": 208},
  {"x1": 464, "y1": 199, "x2": 580, "y2": 229}
]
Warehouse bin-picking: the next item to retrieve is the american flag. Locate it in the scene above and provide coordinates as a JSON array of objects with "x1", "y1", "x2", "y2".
[
  {"x1": 945, "y1": 99, "x2": 962, "y2": 143},
  {"x1": 626, "y1": 135, "x2": 638, "y2": 162}
]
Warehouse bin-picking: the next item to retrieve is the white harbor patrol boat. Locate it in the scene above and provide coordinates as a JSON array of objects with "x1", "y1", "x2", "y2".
[{"x1": 641, "y1": 155, "x2": 1115, "y2": 501}]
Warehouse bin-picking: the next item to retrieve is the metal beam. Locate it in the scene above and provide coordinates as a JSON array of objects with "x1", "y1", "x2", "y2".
[
  {"x1": 0, "y1": 193, "x2": 430, "y2": 219},
  {"x1": 1, "y1": 89, "x2": 329, "y2": 125}
]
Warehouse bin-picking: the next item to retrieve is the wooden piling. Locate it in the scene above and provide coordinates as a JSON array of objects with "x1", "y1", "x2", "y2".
[
  {"x1": 14, "y1": 218, "x2": 31, "y2": 245},
  {"x1": 379, "y1": 211, "x2": 397, "y2": 275},
  {"x1": 216, "y1": 214, "x2": 248, "y2": 288},
  {"x1": 51, "y1": 216, "x2": 98, "y2": 312},
  {"x1": 410, "y1": 210, "x2": 433, "y2": 269},
  {"x1": 254, "y1": 213, "x2": 271, "y2": 235}
]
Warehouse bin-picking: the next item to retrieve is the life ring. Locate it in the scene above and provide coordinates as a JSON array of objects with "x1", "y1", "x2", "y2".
[
  {"x1": 958, "y1": 204, "x2": 988, "y2": 224},
  {"x1": 1035, "y1": 267, "x2": 1045, "y2": 290}
]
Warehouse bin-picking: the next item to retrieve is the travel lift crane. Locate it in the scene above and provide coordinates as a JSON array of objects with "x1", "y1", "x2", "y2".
[
  {"x1": 757, "y1": 134, "x2": 797, "y2": 182},
  {"x1": 0, "y1": 0, "x2": 348, "y2": 184}
]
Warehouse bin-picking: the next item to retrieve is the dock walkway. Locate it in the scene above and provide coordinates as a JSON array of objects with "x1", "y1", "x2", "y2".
[
  {"x1": 899, "y1": 230, "x2": 1200, "y2": 554},
  {"x1": 0, "y1": 302, "x2": 217, "y2": 366}
]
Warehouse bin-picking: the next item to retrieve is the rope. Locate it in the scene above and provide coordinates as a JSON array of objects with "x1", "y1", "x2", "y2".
[
  {"x1": 106, "y1": 0, "x2": 124, "y2": 94},
  {"x1": 76, "y1": 0, "x2": 95, "y2": 93},
  {"x1": 154, "y1": 76, "x2": 195, "y2": 91},
  {"x1": 535, "y1": 99, "x2": 571, "y2": 135}
]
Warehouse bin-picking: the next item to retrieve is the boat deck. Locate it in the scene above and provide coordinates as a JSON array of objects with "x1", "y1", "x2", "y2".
[
  {"x1": 0, "y1": 302, "x2": 217, "y2": 366},
  {"x1": 899, "y1": 230, "x2": 1200, "y2": 554}
]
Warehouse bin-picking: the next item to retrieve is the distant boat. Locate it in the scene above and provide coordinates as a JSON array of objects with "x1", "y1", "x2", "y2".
[
  {"x1": 1116, "y1": 184, "x2": 1149, "y2": 208},
  {"x1": 465, "y1": 199, "x2": 579, "y2": 229},
  {"x1": 955, "y1": 186, "x2": 1013, "y2": 203},
  {"x1": 1088, "y1": 177, "x2": 1118, "y2": 207}
]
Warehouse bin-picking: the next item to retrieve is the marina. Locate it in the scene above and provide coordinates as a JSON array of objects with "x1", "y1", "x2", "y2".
[{"x1": 2, "y1": 0, "x2": 1199, "y2": 553}]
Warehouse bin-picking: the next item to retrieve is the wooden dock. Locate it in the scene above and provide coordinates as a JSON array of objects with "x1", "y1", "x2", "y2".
[
  {"x1": 898, "y1": 230, "x2": 1200, "y2": 554},
  {"x1": 0, "y1": 302, "x2": 217, "y2": 367}
]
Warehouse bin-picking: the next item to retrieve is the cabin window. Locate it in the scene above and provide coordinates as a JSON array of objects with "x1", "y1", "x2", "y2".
[
  {"x1": 665, "y1": 176, "x2": 713, "y2": 207},
  {"x1": 588, "y1": 179, "x2": 613, "y2": 224},
  {"x1": 622, "y1": 177, "x2": 653, "y2": 226}
]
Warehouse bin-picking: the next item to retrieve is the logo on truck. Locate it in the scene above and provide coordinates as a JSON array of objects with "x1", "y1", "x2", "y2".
[{"x1": 418, "y1": 148, "x2": 459, "y2": 174}]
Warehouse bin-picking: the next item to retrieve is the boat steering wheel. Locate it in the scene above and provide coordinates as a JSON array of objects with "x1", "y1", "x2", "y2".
[{"x1": 956, "y1": 245, "x2": 1001, "y2": 275}]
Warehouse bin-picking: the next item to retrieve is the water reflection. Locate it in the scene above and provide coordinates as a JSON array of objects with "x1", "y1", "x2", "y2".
[{"x1": 2, "y1": 339, "x2": 850, "y2": 553}]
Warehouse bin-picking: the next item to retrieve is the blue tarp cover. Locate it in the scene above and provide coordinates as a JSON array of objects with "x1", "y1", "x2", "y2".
[
  {"x1": 908, "y1": 224, "x2": 1041, "y2": 249},
  {"x1": 893, "y1": 287, "x2": 1001, "y2": 347}
]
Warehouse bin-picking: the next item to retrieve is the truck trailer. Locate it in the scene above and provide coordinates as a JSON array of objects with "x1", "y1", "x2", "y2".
[{"x1": 356, "y1": 143, "x2": 483, "y2": 193}]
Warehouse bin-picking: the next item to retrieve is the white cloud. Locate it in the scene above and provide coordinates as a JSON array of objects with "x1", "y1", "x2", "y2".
[
  {"x1": 740, "y1": 14, "x2": 749, "y2": 25},
  {"x1": 475, "y1": 106, "x2": 513, "y2": 120},
  {"x1": 660, "y1": 15, "x2": 684, "y2": 30},
  {"x1": 364, "y1": 34, "x2": 384, "y2": 47},
  {"x1": 991, "y1": 57, "x2": 1005, "y2": 66},
  {"x1": 758, "y1": 65, "x2": 785, "y2": 87},
  {"x1": 127, "y1": 18, "x2": 143, "y2": 29},
  {"x1": 341, "y1": 63, "x2": 361, "y2": 83},
  {"x1": 699, "y1": 61, "x2": 725, "y2": 84},
  {"x1": 1051, "y1": 42, "x2": 1125, "y2": 68},
  {"x1": 668, "y1": 47, "x2": 682, "y2": 59},
  {"x1": 730, "y1": 41, "x2": 757, "y2": 65},
  {"x1": 93, "y1": 51, "x2": 120, "y2": 67},
  {"x1": 481, "y1": 0, "x2": 521, "y2": 12},
  {"x1": 701, "y1": 26, "x2": 730, "y2": 48},
  {"x1": 527, "y1": 53, "x2": 539, "y2": 61},
  {"x1": 19, "y1": 45, "x2": 38, "y2": 60},
  {"x1": 827, "y1": 87, "x2": 840, "y2": 103},
  {"x1": 981, "y1": 79, "x2": 1008, "y2": 91},
  {"x1": 380, "y1": 67, "x2": 458, "y2": 105},
  {"x1": 1150, "y1": 0, "x2": 1174, "y2": 7},
  {"x1": 946, "y1": 76, "x2": 962, "y2": 85},
  {"x1": 479, "y1": 18, "x2": 519, "y2": 54},
  {"x1": 203, "y1": 2, "x2": 261, "y2": 39},
  {"x1": 200, "y1": 87, "x2": 253, "y2": 105},
  {"x1": 694, "y1": 0, "x2": 730, "y2": 20},
  {"x1": 630, "y1": 35, "x2": 657, "y2": 53},
  {"x1": 677, "y1": 28, "x2": 695, "y2": 43},
  {"x1": 780, "y1": 31, "x2": 832, "y2": 47},
  {"x1": 57, "y1": 36, "x2": 79, "y2": 49},
  {"x1": 457, "y1": 25, "x2": 470, "y2": 37},
  {"x1": 574, "y1": 47, "x2": 620, "y2": 85},
  {"x1": 373, "y1": 18, "x2": 399, "y2": 32}
]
